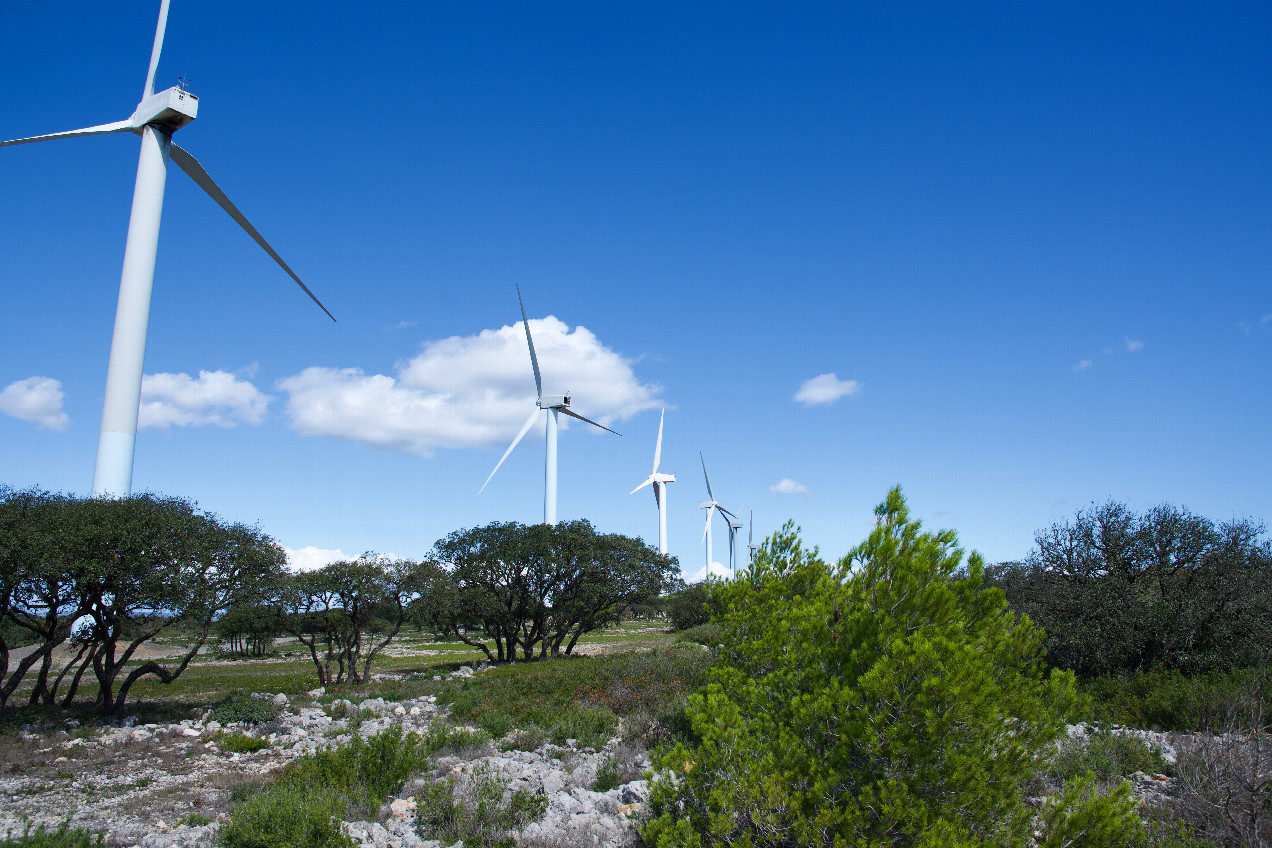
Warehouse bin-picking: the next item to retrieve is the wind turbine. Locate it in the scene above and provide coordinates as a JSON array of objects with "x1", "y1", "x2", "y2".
[
  {"x1": 747, "y1": 511, "x2": 760, "y2": 568},
  {"x1": 480, "y1": 286, "x2": 618, "y2": 525},
  {"x1": 630, "y1": 409, "x2": 675, "y2": 555},
  {"x1": 1, "y1": 1, "x2": 335, "y2": 497},
  {"x1": 722, "y1": 505, "x2": 744, "y2": 577},
  {"x1": 698, "y1": 453, "x2": 733, "y2": 576}
]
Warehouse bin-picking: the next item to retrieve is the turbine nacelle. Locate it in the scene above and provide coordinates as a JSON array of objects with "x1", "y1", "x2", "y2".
[
  {"x1": 537, "y1": 395, "x2": 570, "y2": 409},
  {"x1": 128, "y1": 85, "x2": 198, "y2": 133}
]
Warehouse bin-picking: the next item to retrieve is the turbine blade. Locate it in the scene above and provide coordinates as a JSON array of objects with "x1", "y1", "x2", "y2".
[
  {"x1": 143, "y1": 0, "x2": 172, "y2": 98},
  {"x1": 558, "y1": 406, "x2": 619, "y2": 435},
  {"x1": 700, "y1": 453, "x2": 714, "y2": 500},
  {"x1": 630, "y1": 476, "x2": 654, "y2": 495},
  {"x1": 169, "y1": 143, "x2": 336, "y2": 322},
  {"x1": 749, "y1": 511, "x2": 754, "y2": 545},
  {"x1": 479, "y1": 407, "x2": 541, "y2": 494},
  {"x1": 516, "y1": 285, "x2": 542, "y2": 397},
  {"x1": 652, "y1": 408, "x2": 664, "y2": 474},
  {"x1": 653, "y1": 482, "x2": 661, "y2": 509},
  {"x1": 1, "y1": 120, "x2": 135, "y2": 147}
]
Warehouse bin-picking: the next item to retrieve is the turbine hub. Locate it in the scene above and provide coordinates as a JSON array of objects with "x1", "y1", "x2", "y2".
[{"x1": 128, "y1": 85, "x2": 198, "y2": 134}]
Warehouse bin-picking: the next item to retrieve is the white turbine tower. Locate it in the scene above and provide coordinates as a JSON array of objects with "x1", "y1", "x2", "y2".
[
  {"x1": 747, "y1": 511, "x2": 760, "y2": 567},
  {"x1": 630, "y1": 409, "x2": 675, "y2": 555},
  {"x1": 722, "y1": 505, "x2": 744, "y2": 577},
  {"x1": 480, "y1": 286, "x2": 618, "y2": 525},
  {"x1": 1, "y1": 1, "x2": 335, "y2": 497}
]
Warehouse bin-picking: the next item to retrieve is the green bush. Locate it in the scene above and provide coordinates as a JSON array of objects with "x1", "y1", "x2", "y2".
[
  {"x1": 673, "y1": 622, "x2": 721, "y2": 647},
  {"x1": 664, "y1": 583, "x2": 711, "y2": 630},
  {"x1": 219, "y1": 783, "x2": 352, "y2": 848},
  {"x1": 1081, "y1": 665, "x2": 1271, "y2": 732},
  {"x1": 643, "y1": 490, "x2": 1141, "y2": 847},
  {"x1": 218, "y1": 732, "x2": 271, "y2": 754},
  {"x1": 0, "y1": 824, "x2": 105, "y2": 848},
  {"x1": 1047, "y1": 729, "x2": 1169, "y2": 786},
  {"x1": 416, "y1": 766, "x2": 547, "y2": 846},
  {"x1": 222, "y1": 725, "x2": 433, "y2": 847},
  {"x1": 210, "y1": 694, "x2": 280, "y2": 726}
]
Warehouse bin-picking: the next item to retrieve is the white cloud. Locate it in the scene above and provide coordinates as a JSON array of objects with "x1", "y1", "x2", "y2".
[
  {"x1": 0, "y1": 377, "x2": 69, "y2": 430},
  {"x1": 1072, "y1": 359, "x2": 1093, "y2": 372},
  {"x1": 1125, "y1": 338, "x2": 1145, "y2": 353},
  {"x1": 278, "y1": 317, "x2": 662, "y2": 457},
  {"x1": 684, "y1": 562, "x2": 733, "y2": 583},
  {"x1": 794, "y1": 373, "x2": 860, "y2": 406},
  {"x1": 138, "y1": 370, "x2": 271, "y2": 431},
  {"x1": 283, "y1": 545, "x2": 352, "y2": 573},
  {"x1": 771, "y1": 478, "x2": 812, "y2": 496}
]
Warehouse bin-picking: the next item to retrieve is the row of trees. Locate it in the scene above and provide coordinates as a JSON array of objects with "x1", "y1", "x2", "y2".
[
  {"x1": 0, "y1": 488, "x2": 284, "y2": 714},
  {"x1": 986, "y1": 500, "x2": 1272, "y2": 676},
  {"x1": 0, "y1": 489, "x2": 680, "y2": 712}
]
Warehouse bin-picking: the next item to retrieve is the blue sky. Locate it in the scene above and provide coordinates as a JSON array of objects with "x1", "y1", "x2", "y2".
[{"x1": 2, "y1": 1, "x2": 1269, "y2": 577}]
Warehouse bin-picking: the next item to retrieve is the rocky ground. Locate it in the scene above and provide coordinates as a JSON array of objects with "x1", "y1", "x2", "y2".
[
  {"x1": 0, "y1": 671, "x2": 1202, "y2": 848},
  {"x1": 0, "y1": 667, "x2": 652, "y2": 848}
]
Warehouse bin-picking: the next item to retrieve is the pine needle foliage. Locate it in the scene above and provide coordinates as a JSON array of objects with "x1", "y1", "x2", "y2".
[{"x1": 643, "y1": 487, "x2": 1139, "y2": 848}]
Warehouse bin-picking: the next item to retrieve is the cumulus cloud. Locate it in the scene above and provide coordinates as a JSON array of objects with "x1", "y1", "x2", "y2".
[
  {"x1": 278, "y1": 317, "x2": 662, "y2": 457},
  {"x1": 794, "y1": 373, "x2": 860, "y2": 406},
  {"x1": 684, "y1": 562, "x2": 733, "y2": 583},
  {"x1": 771, "y1": 478, "x2": 812, "y2": 496},
  {"x1": 1072, "y1": 359, "x2": 1093, "y2": 372},
  {"x1": 138, "y1": 370, "x2": 271, "y2": 431},
  {"x1": 1125, "y1": 338, "x2": 1145, "y2": 353},
  {"x1": 283, "y1": 545, "x2": 353, "y2": 573},
  {"x1": 0, "y1": 377, "x2": 69, "y2": 430}
]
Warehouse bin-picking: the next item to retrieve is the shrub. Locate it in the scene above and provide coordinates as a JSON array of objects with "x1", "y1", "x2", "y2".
[
  {"x1": 1081, "y1": 665, "x2": 1271, "y2": 732},
  {"x1": 222, "y1": 725, "x2": 433, "y2": 847},
  {"x1": 664, "y1": 584, "x2": 711, "y2": 630},
  {"x1": 672, "y1": 622, "x2": 721, "y2": 647},
  {"x1": 1045, "y1": 729, "x2": 1168, "y2": 787},
  {"x1": 416, "y1": 765, "x2": 547, "y2": 846},
  {"x1": 0, "y1": 824, "x2": 105, "y2": 848},
  {"x1": 210, "y1": 694, "x2": 280, "y2": 726},
  {"x1": 643, "y1": 490, "x2": 1140, "y2": 847},
  {"x1": 218, "y1": 732, "x2": 271, "y2": 754},
  {"x1": 219, "y1": 783, "x2": 352, "y2": 848}
]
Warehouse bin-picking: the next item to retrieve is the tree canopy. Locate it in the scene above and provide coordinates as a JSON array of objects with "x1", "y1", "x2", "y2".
[
  {"x1": 986, "y1": 500, "x2": 1272, "y2": 676},
  {"x1": 0, "y1": 487, "x2": 284, "y2": 713},
  {"x1": 431, "y1": 520, "x2": 678, "y2": 662}
]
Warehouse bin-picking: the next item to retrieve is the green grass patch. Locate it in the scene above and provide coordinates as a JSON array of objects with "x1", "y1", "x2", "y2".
[
  {"x1": 218, "y1": 732, "x2": 271, "y2": 754},
  {"x1": 438, "y1": 644, "x2": 708, "y2": 749},
  {"x1": 0, "y1": 823, "x2": 105, "y2": 847},
  {"x1": 416, "y1": 765, "x2": 547, "y2": 848}
]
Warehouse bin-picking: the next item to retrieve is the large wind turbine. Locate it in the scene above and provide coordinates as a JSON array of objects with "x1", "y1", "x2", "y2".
[
  {"x1": 630, "y1": 409, "x2": 675, "y2": 555},
  {"x1": 1, "y1": 1, "x2": 334, "y2": 497},
  {"x1": 723, "y1": 507, "x2": 744, "y2": 576},
  {"x1": 480, "y1": 287, "x2": 618, "y2": 525}
]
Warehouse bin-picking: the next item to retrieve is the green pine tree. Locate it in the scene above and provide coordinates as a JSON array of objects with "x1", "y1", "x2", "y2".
[{"x1": 642, "y1": 487, "x2": 1141, "y2": 848}]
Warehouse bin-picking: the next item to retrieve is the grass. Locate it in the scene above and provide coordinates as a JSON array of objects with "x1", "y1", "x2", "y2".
[
  {"x1": 416, "y1": 764, "x2": 547, "y2": 848},
  {"x1": 435, "y1": 644, "x2": 709, "y2": 749},
  {"x1": 221, "y1": 722, "x2": 492, "y2": 848},
  {"x1": 218, "y1": 732, "x2": 271, "y2": 754},
  {"x1": 0, "y1": 824, "x2": 105, "y2": 847}
]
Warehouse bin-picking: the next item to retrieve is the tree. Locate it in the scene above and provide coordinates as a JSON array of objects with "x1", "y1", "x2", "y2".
[
  {"x1": 432, "y1": 520, "x2": 678, "y2": 663},
  {"x1": 278, "y1": 555, "x2": 439, "y2": 686},
  {"x1": 643, "y1": 489, "x2": 1138, "y2": 847},
  {"x1": 0, "y1": 488, "x2": 285, "y2": 714},
  {"x1": 663, "y1": 582, "x2": 711, "y2": 630},
  {"x1": 987, "y1": 501, "x2": 1272, "y2": 676}
]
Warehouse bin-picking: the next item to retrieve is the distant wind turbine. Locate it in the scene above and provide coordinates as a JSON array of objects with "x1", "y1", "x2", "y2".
[
  {"x1": 747, "y1": 511, "x2": 760, "y2": 567},
  {"x1": 723, "y1": 505, "x2": 744, "y2": 576},
  {"x1": 480, "y1": 286, "x2": 618, "y2": 525},
  {"x1": 630, "y1": 409, "x2": 675, "y2": 555},
  {"x1": 1, "y1": 0, "x2": 335, "y2": 497},
  {"x1": 698, "y1": 453, "x2": 734, "y2": 575}
]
